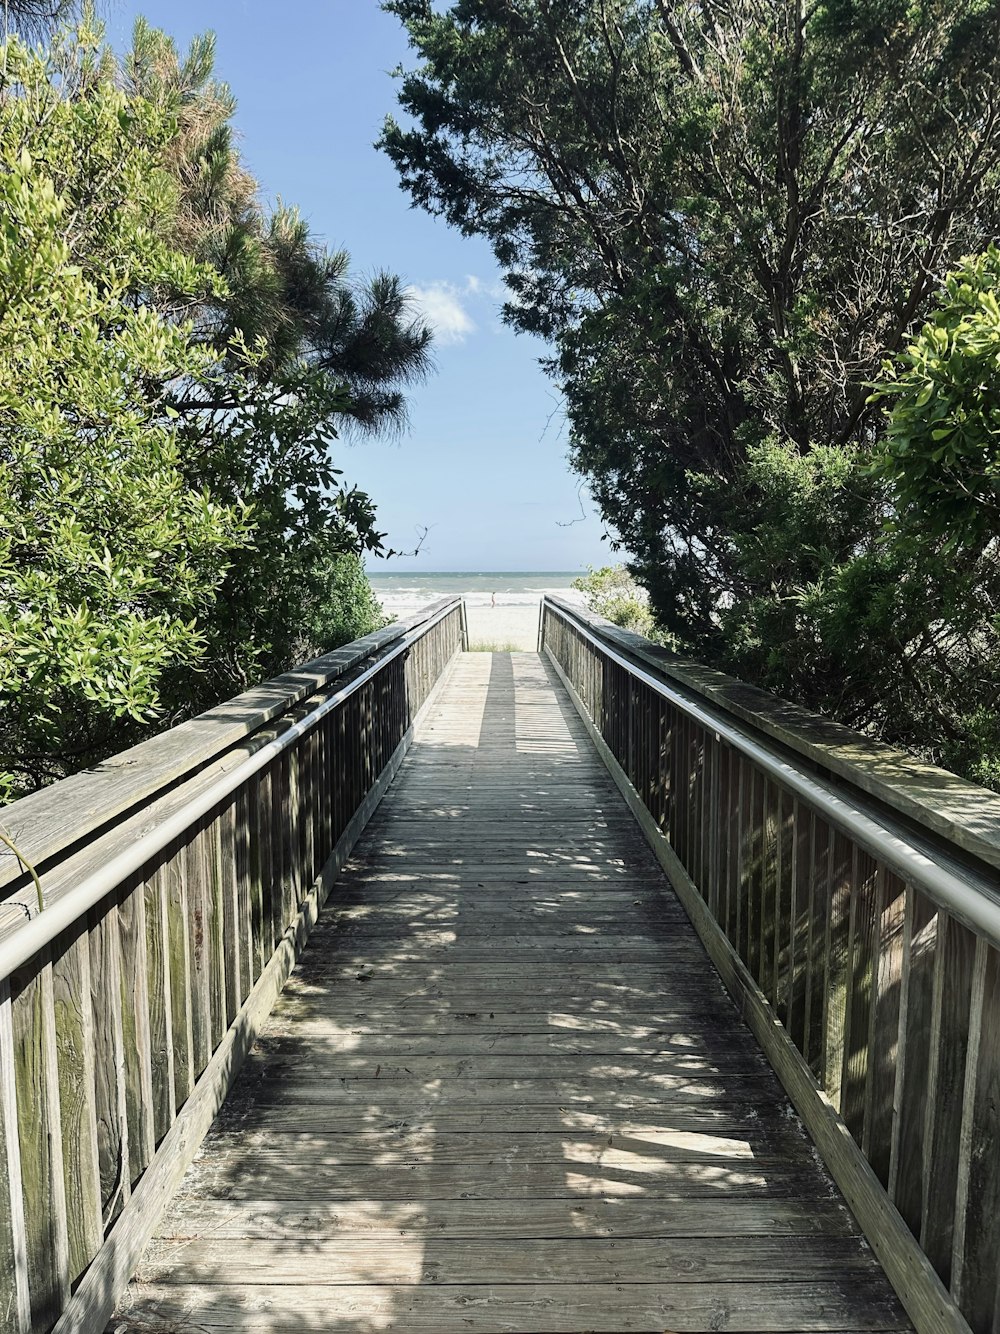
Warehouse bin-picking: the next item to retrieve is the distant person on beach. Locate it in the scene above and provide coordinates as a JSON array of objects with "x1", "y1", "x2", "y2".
[{"x1": 491, "y1": 591, "x2": 496, "y2": 607}]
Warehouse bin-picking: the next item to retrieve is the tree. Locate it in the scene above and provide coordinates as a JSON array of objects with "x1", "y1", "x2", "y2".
[
  {"x1": 382, "y1": 0, "x2": 1000, "y2": 782},
  {"x1": 572, "y1": 566, "x2": 666, "y2": 642},
  {"x1": 125, "y1": 20, "x2": 433, "y2": 700},
  {"x1": 0, "y1": 18, "x2": 431, "y2": 798},
  {"x1": 870, "y1": 246, "x2": 1000, "y2": 550},
  {"x1": 0, "y1": 27, "x2": 250, "y2": 797}
]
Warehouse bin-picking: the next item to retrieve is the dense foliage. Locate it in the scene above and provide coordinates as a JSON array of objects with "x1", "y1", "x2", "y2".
[
  {"x1": 383, "y1": 0, "x2": 1000, "y2": 785},
  {"x1": 0, "y1": 21, "x2": 425, "y2": 799},
  {"x1": 572, "y1": 566, "x2": 665, "y2": 643}
]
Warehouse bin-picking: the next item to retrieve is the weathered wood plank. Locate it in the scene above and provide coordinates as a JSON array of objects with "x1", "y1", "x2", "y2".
[
  {"x1": 10, "y1": 957, "x2": 70, "y2": 1330},
  {"x1": 143, "y1": 865, "x2": 175, "y2": 1144},
  {"x1": 90, "y1": 900, "x2": 130, "y2": 1227},
  {"x1": 156, "y1": 1193, "x2": 859, "y2": 1240},
  {"x1": 162, "y1": 847, "x2": 194, "y2": 1112},
  {"x1": 0, "y1": 979, "x2": 30, "y2": 1333},
  {"x1": 51, "y1": 926, "x2": 102, "y2": 1276},
  {"x1": 137, "y1": 1234, "x2": 879, "y2": 1285},
  {"x1": 116, "y1": 1279, "x2": 910, "y2": 1331},
  {"x1": 118, "y1": 881, "x2": 156, "y2": 1185}
]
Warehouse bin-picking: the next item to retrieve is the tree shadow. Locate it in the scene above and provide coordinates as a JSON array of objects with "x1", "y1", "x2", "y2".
[{"x1": 109, "y1": 652, "x2": 907, "y2": 1333}]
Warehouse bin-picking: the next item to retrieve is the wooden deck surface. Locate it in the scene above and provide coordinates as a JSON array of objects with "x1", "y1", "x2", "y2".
[{"x1": 114, "y1": 652, "x2": 911, "y2": 1333}]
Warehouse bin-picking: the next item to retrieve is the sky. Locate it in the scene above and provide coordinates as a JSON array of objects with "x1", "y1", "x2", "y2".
[{"x1": 105, "y1": 0, "x2": 616, "y2": 573}]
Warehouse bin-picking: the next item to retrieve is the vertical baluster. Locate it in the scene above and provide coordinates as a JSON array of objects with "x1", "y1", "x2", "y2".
[
  {"x1": 247, "y1": 775, "x2": 266, "y2": 982},
  {"x1": 841, "y1": 848, "x2": 879, "y2": 1142},
  {"x1": 219, "y1": 800, "x2": 243, "y2": 1028},
  {"x1": 787, "y1": 801, "x2": 812, "y2": 1055},
  {"x1": 183, "y1": 831, "x2": 212, "y2": 1080},
  {"x1": 268, "y1": 761, "x2": 285, "y2": 952},
  {"x1": 0, "y1": 977, "x2": 31, "y2": 1333},
  {"x1": 920, "y1": 911, "x2": 977, "y2": 1287},
  {"x1": 89, "y1": 902, "x2": 130, "y2": 1228},
  {"x1": 51, "y1": 924, "x2": 102, "y2": 1282},
  {"x1": 759, "y1": 778, "x2": 779, "y2": 1004},
  {"x1": 258, "y1": 768, "x2": 278, "y2": 965},
  {"x1": 144, "y1": 862, "x2": 176, "y2": 1143},
  {"x1": 774, "y1": 789, "x2": 795, "y2": 1026},
  {"x1": 890, "y1": 887, "x2": 939, "y2": 1233},
  {"x1": 206, "y1": 818, "x2": 227, "y2": 1052},
  {"x1": 744, "y1": 768, "x2": 764, "y2": 979},
  {"x1": 281, "y1": 749, "x2": 298, "y2": 932},
  {"x1": 804, "y1": 817, "x2": 831, "y2": 1079},
  {"x1": 951, "y1": 938, "x2": 998, "y2": 1331},
  {"x1": 12, "y1": 953, "x2": 72, "y2": 1324},
  {"x1": 863, "y1": 869, "x2": 906, "y2": 1188},
  {"x1": 234, "y1": 786, "x2": 255, "y2": 998},
  {"x1": 163, "y1": 846, "x2": 194, "y2": 1112},
  {"x1": 116, "y1": 879, "x2": 156, "y2": 1184},
  {"x1": 823, "y1": 831, "x2": 854, "y2": 1112},
  {"x1": 734, "y1": 756, "x2": 750, "y2": 964}
]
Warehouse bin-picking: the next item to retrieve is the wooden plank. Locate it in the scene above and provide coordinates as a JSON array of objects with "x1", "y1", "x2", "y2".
[
  {"x1": 162, "y1": 847, "x2": 194, "y2": 1111},
  {"x1": 205, "y1": 816, "x2": 227, "y2": 1053},
  {"x1": 950, "y1": 938, "x2": 1000, "y2": 1330},
  {"x1": 156, "y1": 1193, "x2": 858, "y2": 1239},
  {"x1": 824, "y1": 831, "x2": 854, "y2": 1113},
  {"x1": 117, "y1": 879, "x2": 156, "y2": 1184},
  {"x1": 865, "y1": 870, "x2": 907, "y2": 1188},
  {"x1": 842, "y1": 849, "x2": 880, "y2": 1144},
  {"x1": 184, "y1": 828, "x2": 212, "y2": 1079},
  {"x1": 143, "y1": 865, "x2": 175, "y2": 1144},
  {"x1": 787, "y1": 799, "x2": 812, "y2": 1055},
  {"x1": 920, "y1": 912, "x2": 976, "y2": 1288},
  {"x1": 90, "y1": 899, "x2": 130, "y2": 1226},
  {"x1": 113, "y1": 1280, "x2": 910, "y2": 1331},
  {"x1": 805, "y1": 816, "x2": 832, "y2": 1078},
  {"x1": 891, "y1": 888, "x2": 938, "y2": 1237},
  {"x1": 218, "y1": 800, "x2": 242, "y2": 1028},
  {"x1": 136, "y1": 1234, "x2": 880, "y2": 1285},
  {"x1": 10, "y1": 957, "x2": 70, "y2": 1329},
  {"x1": 233, "y1": 788, "x2": 254, "y2": 1000},
  {"x1": 0, "y1": 978, "x2": 30, "y2": 1333},
  {"x1": 51, "y1": 925, "x2": 102, "y2": 1277}
]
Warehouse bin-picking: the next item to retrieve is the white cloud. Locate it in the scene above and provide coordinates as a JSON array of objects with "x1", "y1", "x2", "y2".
[{"x1": 405, "y1": 282, "x2": 477, "y2": 345}]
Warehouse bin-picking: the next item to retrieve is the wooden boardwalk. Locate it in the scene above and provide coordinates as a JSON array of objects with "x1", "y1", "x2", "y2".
[{"x1": 114, "y1": 652, "x2": 911, "y2": 1333}]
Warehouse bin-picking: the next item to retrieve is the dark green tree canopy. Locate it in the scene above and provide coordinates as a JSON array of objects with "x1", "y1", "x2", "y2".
[{"x1": 382, "y1": 0, "x2": 1000, "y2": 785}]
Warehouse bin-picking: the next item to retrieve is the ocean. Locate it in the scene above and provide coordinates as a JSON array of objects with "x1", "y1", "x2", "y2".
[{"x1": 366, "y1": 570, "x2": 587, "y2": 619}]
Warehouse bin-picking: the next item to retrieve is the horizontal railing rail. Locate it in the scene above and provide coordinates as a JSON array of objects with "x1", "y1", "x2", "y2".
[
  {"x1": 542, "y1": 594, "x2": 1000, "y2": 1334},
  {"x1": 0, "y1": 597, "x2": 465, "y2": 1334}
]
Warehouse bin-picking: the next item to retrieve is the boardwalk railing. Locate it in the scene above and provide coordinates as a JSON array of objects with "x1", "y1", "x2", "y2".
[
  {"x1": 0, "y1": 598, "x2": 464, "y2": 1334},
  {"x1": 541, "y1": 594, "x2": 1000, "y2": 1334}
]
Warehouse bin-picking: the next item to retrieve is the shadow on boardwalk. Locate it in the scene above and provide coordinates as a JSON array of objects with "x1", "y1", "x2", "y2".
[{"x1": 111, "y1": 654, "x2": 909, "y2": 1333}]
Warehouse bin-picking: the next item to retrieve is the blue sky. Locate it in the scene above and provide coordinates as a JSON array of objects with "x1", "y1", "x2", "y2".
[{"x1": 106, "y1": 0, "x2": 615, "y2": 573}]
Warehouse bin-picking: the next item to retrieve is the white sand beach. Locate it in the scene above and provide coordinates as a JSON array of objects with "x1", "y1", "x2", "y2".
[
  {"x1": 371, "y1": 573, "x2": 588, "y2": 652},
  {"x1": 464, "y1": 599, "x2": 543, "y2": 650}
]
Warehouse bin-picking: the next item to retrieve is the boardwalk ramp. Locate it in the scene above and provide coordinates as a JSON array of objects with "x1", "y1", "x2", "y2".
[
  {"x1": 5, "y1": 597, "x2": 1000, "y2": 1334},
  {"x1": 115, "y1": 653, "x2": 906, "y2": 1332}
]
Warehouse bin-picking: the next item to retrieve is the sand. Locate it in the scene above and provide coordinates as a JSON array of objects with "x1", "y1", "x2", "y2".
[{"x1": 464, "y1": 600, "x2": 542, "y2": 652}]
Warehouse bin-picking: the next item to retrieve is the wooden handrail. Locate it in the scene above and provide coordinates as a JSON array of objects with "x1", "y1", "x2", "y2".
[
  {"x1": 0, "y1": 599, "x2": 465, "y2": 1334},
  {"x1": 541, "y1": 594, "x2": 1000, "y2": 1334}
]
